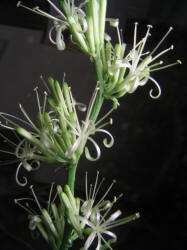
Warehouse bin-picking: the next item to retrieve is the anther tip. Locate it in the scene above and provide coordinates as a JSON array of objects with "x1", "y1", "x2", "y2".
[
  {"x1": 113, "y1": 179, "x2": 116, "y2": 183},
  {"x1": 17, "y1": 1, "x2": 21, "y2": 7},
  {"x1": 109, "y1": 118, "x2": 113, "y2": 125},
  {"x1": 30, "y1": 185, "x2": 34, "y2": 189},
  {"x1": 14, "y1": 199, "x2": 18, "y2": 203},
  {"x1": 147, "y1": 24, "x2": 153, "y2": 28},
  {"x1": 134, "y1": 22, "x2": 138, "y2": 25},
  {"x1": 169, "y1": 26, "x2": 174, "y2": 31},
  {"x1": 170, "y1": 45, "x2": 174, "y2": 50},
  {"x1": 135, "y1": 212, "x2": 141, "y2": 219},
  {"x1": 177, "y1": 59, "x2": 182, "y2": 64}
]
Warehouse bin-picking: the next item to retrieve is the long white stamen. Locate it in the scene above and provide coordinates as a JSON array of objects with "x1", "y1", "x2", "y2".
[
  {"x1": 43, "y1": 92, "x2": 48, "y2": 115},
  {"x1": 133, "y1": 22, "x2": 138, "y2": 58},
  {"x1": 0, "y1": 112, "x2": 32, "y2": 129},
  {"x1": 34, "y1": 87, "x2": 42, "y2": 119},
  {"x1": 19, "y1": 104, "x2": 40, "y2": 132},
  {"x1": 92, "y1": 171, "x2": 99, "y2": 200},
  {"x1": 85, "y1": 171, "x2": 88, "y2": 200},
  {"x1": 0, "y1": 131, "x2": 17, "y2": 147},
  {"x1": 15, "y1": 198, "x2": 34, "y2": 215},
  {"x1": 40, "y1": 75, "x2": 50, "y2": 93},
  {"x1": 95, "y1": 107, "x2": 114, "y2": 127},
  {"x1": 17, "y1": 1, "x2": 39, "y2": 14},
  {"x1": 150, "y1": 27, "x2": 173, "y2": 56},
  {"x1": 96, "y1": 118, "x2": 113, "y2": 130},
  {"x1": 46, "y1": 0, "x2": 67, "y2": 20},
  {"x1": 150, "y1": 60, "x2": 182, "y2": 72},
  {"x1": 97, "y1": 180, "x2": 116, "y2": 207},
  {"x1": 33, "y1": 6, "x2": 63, "y2": 23},
  {"x1": 151, "y1": 45, "x2": 174, "y2": 63},
  {"x1": 0, "y1": 149, "x2": 15, "y2": 155},
  {"x1": 30, "y1": 185, "x2": 43, "y2": 213},
  {"x1": 134, "y1": 25, "x2": 152, "y2": 70},
  {"x1": 149, "y1": 61, "x2": 163, "y2": 69}
]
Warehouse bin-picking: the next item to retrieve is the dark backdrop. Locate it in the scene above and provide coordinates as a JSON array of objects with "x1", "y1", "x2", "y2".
[{"x1": 0, "y1": 1, "x2": 187, "y2": 250}]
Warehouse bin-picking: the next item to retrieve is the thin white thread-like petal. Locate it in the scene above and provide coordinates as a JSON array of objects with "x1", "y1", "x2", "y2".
[
  {"x1": 84, "y1": 232, "x2": 96, "y2": 250},
  {"x1": 96, "y1": 236, "x2": 101, "y2": 250}
]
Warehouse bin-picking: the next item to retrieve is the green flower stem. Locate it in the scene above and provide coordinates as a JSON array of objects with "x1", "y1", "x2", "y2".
[
  {"x1": 67, "y1": 160, "x2": 79, "y2": 196},
  {"x1": 89, "y1": 54, "x2": 105, "y2": 122},
  {"x1": 60, "y1": 224, "x2": 72, "y2": 250}
]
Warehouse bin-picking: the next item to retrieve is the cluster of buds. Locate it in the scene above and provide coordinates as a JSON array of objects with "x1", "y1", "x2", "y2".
[{"x1": 15, "y1": 172, "x2": 140, "y2": 250}]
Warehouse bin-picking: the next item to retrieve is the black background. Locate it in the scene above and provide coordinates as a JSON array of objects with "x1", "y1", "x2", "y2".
[{"x1": 0, "y1": 0, "x2": 187, "y2": 249}]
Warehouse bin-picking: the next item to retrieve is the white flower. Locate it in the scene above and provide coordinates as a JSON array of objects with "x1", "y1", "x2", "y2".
[
  {"x1": 66, "y1": 87, "x2": 114, "y2": 161},
  {"x1": 79, "y1": 172, "x2": 140, "y2": 250}
]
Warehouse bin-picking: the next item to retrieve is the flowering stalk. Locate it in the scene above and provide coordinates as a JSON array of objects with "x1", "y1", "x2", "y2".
[{"x1": 0, "y1": 0, "x2": 181, "y2": 249}]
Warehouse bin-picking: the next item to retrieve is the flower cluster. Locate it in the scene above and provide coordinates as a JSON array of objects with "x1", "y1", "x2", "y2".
[
  {"x1": 17, "y1": 0, "x2": 107, "y2": 56},
  {"x1": 102, "y1": 23, "x2": 181, "y2": 100},
  {"x1": 17, "y1": 1, "x2": 181, "y2": 103},
  {"x1": 0, "y1": 77, "x2": 114, "y2": 185},
  {"x1": 15, "y1": 172, "x2": 140, "y2": 250}
]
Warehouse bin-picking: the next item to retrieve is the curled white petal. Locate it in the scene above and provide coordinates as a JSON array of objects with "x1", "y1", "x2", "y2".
[
  {"x1": 103, "y1": 230, "x2": 117, "y2": 239},
  {"x1": 56, "y1": 25, "x2": 66, "y2": 50},
  {"x1": 16, "y1": 162, "x2": 28, "y2": 186},
  {"x1": 49, "y1": 26, "x2": 57, "y2": 45},
  {"x1": 96, "y1": 129, "x2": 114, "y2": 148},
  {"x1": 106, "y1": 210, "x2": 122, "y2": 223},
  {"x1": 149, "y1": 76, "x2": 161, "y2": 99},
  {"x1": 85, "y1": 137, "x2": 101, "y2": 161}
]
